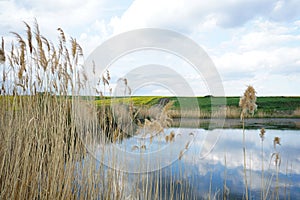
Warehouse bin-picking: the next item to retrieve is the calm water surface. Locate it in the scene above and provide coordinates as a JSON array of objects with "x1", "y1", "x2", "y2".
[{"x1": 85, "y1": 128, "x2": 300, "y2": 199}]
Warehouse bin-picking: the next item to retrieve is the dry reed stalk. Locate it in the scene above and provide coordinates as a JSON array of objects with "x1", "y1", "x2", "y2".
[
  {"x1": 293, "y1": 107, "x2": 300, "y2": 117},
  {"x1": 260, "y1": 128, "x2": 266, "y2": 200},
  {"x1": 239, "y1": 85, "x2": 257, "y2": 200}
]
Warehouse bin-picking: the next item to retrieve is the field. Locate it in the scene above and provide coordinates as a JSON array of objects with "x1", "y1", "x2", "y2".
[{"x1": 95, "y1": 96, "x2": 300, "y2": 118}]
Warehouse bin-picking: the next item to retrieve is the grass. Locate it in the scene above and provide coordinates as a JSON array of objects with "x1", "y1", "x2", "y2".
[
  {"x1": 3, "y1": 95, "x2": 299, "y2": 119},
  {"x1": 95, "y1": 96, "x2": 160, "y2": 106},
  {"x1": 95, "y1": 96, "x2": 300, "y2": 119}
]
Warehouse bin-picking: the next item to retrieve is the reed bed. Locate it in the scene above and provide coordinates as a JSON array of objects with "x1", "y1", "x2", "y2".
[
  {"x1": 0, "y1": 21, "x2": 297, "y2": 200},
  {"x1": 0, "y1": 21, "x2": 105, "y2": 199},
  {"x1": 0, "y1": 21, "x2": 191, "y2": 199},
  {"x1": 169, "y1": 107, "x2": 300, "y2": 119},
  {"x1": 0, "y1": 21, "x2": 110, "y2": 199}
]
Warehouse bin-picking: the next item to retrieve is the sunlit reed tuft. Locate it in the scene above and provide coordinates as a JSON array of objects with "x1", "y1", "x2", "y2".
[
  {"x1": 239, "y1": 85, "x2": 257, "y2": 120},
  {"x1": 0, "y1": 37, "x2": 5, "y2": 64},
  {"x1": 273, "y1": 136, "x2": 281, "y2": 149},
  {"x1": 259, "y1": 128, "x2": 265, "y2": 141}
]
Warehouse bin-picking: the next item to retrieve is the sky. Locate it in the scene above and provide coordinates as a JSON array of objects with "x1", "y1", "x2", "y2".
[{"x1": 0, "y1": 0, "x2": 300, "y2": 96}]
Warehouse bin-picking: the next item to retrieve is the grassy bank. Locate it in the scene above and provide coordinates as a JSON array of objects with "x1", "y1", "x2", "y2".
[{"x1": 95, "y1": 96, "x2": 300, "y2": 119}]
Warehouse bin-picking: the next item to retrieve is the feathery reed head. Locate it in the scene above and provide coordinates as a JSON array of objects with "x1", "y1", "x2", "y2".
[
  {"x1": 0, "y1": 37, "x2": 5, "y2": 64},
  {"x1": 170, "y1": 131, "x2": 175, "y2": 141},
  {"x1": 0, "y1": 49, "x2": 5, "y2": 64},
  {"x1": 271, "y1": 152, "x2": 281, "y2": 166},
  {"x1": 259, "y1": 128, "x2": 266, "y2": 141},
  {"x1": 165, "y1": 131, "x2": 175, "y2": 143},
  {"x1": 140, "y1": 144, "x2": 146, "y2": 151},
  {"x1": 165, "y1": 135, "x2": 170, "y2": 142},
  {"x1": 178, "y1": 149, "x2": 185, "y2": 160},
  {"x1": 23, "y1": 21, "x2": 33, "y2": 54},
  {"x1": 239, "y1": 85, "x2": 257, "y2": 120},
  {"x1": 273, "y1": 136, "x2": 281, "y2": 148}
]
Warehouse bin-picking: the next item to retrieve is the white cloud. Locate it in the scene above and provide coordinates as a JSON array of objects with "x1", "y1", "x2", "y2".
[
  {"x1": 270, "y1": 0, "x2": 300, "y2": 21},
  {"x1": 1, "y1": 0, "x2": 118, "y2": 39},
  {"x1": 182, "y1": 129, "x2": 300, "y2": 174},
  {"x1": 215, "y1": 47, "x2": 300, "y2": 74},
  {"x1": 104, "y1": 1, "x2": 300, "y2": 96},
  {"x1": 1, "y1": 0, "x2": 300, "y2": 95},
  {"x1": 212, "y1": 47, "x2": 300, "y2": 96},
  {"x1": 0, "y1": 0, "x2": 122, "y2": 57},
  {"x1": 109, "y1": 0, "x2": 300, "y2": 34},
  {"x1": 206, "y1": 18, "x2": 300, "y2": 96}
]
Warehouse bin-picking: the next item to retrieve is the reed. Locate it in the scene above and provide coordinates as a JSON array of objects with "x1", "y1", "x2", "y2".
[
  {"x1": 0, "y1": 21, "x2": 191, "y2": 200},
  {"x1": 259, "y1": 128, "x2": 266, "y2": 200},
  {"x1": 263, "y1": 136, "x2": 282, "y2": 200},
  {"x1": 0, "y1": 21, "x2": 91, "y2": 199},
  {"x1": 239, "y1": 85, "x2": 257, "y2": 200}
]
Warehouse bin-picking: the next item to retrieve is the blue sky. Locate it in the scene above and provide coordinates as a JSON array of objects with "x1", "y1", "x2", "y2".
[{"x1": 0, "y1": 0, "x2": 300, "y2": 96}]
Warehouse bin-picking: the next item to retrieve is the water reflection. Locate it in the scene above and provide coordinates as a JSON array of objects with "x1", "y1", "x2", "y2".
[
  {"x1": 176, "y1": 129, "x2": 300, "y2": 199},
  {"x1": 122, "y1": 128, "x2": 300, "y2": 199},
  {"x1": 83, "y1": 128, "x2": 300, "y2": 199}
]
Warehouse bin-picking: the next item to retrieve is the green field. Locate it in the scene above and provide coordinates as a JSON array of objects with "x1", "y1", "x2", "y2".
[{"x1": 95, "y1": 96, "x2": 300, "y2": 118}]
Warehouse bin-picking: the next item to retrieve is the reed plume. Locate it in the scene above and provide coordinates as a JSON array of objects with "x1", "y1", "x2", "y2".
[
  {"x1": 0, "y1": 37, "x2": 5, "y2": 64},
  {"x1": 239, "y1": 85, "x2": 257, "y2": 120},
  {"x1": 273, "y1": 136, "x2": 281, "y2": 199},
  {"x1": 273, "y1": 137, "x2": 281, "y2": 149},
  {"x1": 260, "y1": 128, "x2": 265, "y2": 141}
]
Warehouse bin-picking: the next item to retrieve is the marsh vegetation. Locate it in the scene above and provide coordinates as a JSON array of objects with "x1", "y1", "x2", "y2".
[{"x1": 0, "y1": 22, "x2": 299, "y2": 199}]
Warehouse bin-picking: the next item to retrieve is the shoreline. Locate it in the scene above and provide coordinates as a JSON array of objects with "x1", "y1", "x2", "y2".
[{"x1": 172, "y1": 118, "x2": 300, "y2": 130}]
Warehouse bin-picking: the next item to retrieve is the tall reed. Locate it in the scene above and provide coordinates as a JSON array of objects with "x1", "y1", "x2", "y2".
[
  {"x1": 239, "y1": 85, "x2": 257, "y2": 200},
  {"x1": 259, "y1": 128, "x2": 266, "y2": 200},
  {"x1": 0, "y1": 21, "x2": 189, "y2": 199},
  {"x1": 0, "y1": 21, "x2": 135, "y2": 199}
]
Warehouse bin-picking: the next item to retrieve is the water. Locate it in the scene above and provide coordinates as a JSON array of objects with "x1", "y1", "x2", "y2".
[
  {"x1": 83, "y1": 128, "x2": 300, "y2": 199},
  {"x1": 169, "y1": 128, "x2": 300, "y2": 199}
]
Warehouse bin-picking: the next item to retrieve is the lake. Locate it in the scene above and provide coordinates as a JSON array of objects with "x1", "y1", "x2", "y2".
[{"x1": 81, "y1": 128, "x2": 300, "y2": 199}]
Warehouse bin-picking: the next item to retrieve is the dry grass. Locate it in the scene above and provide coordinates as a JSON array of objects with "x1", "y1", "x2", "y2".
[
  {"x1": 169, "y1": 106, "x2": 242, "y2": 119},
  {"x1": 169, "y1": 107, "x2": 300, "y2": 120},
  {"x1": 0, "y1": 22, "x2": 191, "y2": 199},
  {"x1": 293, "y1": 107, "x2": 300, "y2": 117},
  {"x1": 0, "y1": 21, "x2": 104, "y2": 199},
  {"x1": 0, "y1": 94, "x2": 86, "y2": 199}
]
